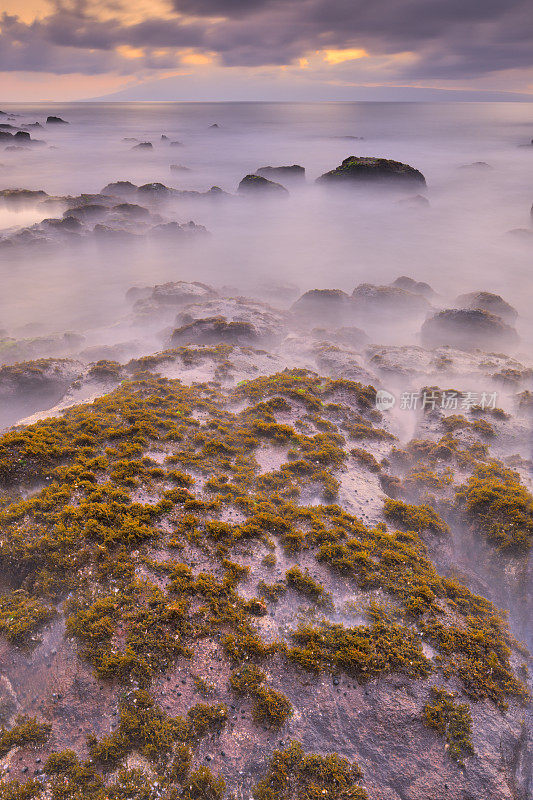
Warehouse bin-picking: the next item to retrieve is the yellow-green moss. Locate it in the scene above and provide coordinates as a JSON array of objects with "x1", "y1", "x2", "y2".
[
  {"x1": 423, "y1": 687, "x2": 474, "y2": 763},
  {"x1": 455, "y1": 462, "x2": 533, "y2": 550},
  {"x1": 0, "y1": 716, "x2": 51, "y2": 757},
  {"x1": 252, "y1": 741, "x2": 368, "y2": 800},
  {"x1": 383, "y1": 499, "x2": 449, "y2": 536}
]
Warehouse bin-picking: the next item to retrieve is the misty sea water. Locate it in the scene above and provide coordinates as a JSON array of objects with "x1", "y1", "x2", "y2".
[{"x1": 0, "y1": 101, "x2": 532, "y2": 341}]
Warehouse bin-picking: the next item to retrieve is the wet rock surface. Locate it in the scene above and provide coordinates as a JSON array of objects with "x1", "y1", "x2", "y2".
[
  {"x1": 317, "y1": 156, "x2": 426, "y2": 186},
  {"x1": 352, "y1": 283, "x2": 430, "y2": 318},
  {"x1": 421, "y1": 308, "x2": 519, "y2": 350},
  {"x1": 0, "y1": 139, "x2": 531, "y2": 800},
  {"x1": 455, "y1": 291, "x2": 518, "y2": 323},
  {"x1": 237, "y1": 174, "x2": 289, "y2": 195},
  {"x1": 256, "y1": 165, "x2": 305, "y2": 181}
]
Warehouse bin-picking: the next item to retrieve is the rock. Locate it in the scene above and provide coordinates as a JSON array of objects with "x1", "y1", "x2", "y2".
[
  {"x1": 352, "y1": 283, "x2": 430, "y2": 317},
  {"x1": 0, "y1": 131, "x2": 13, "y2": 141},
  {"x1": 149, "y1": 221, "x2": 207, "y2": 238},
  {"x1": 0, "y1": 189, "x2": 48, "y2": 205},
  {"x1": 170, "y1": 317, "x2": 262, "y2": 346},
  {"x1": 64, "y1": 204, "x2": 109, "y2": 222},
  {"x1": 237, "y1": 174, "x2": 289, "y2": 195},
  {"x1": 317, "y1": 156, "x2": 426, "y2": 186},
  {"x1": 78, "y1": 343, "x2": 139, "y2": 363},
  {"x1": 176, "y1": 297, "x2": 286, "y2": 342},
  {"x1": 312, "y1": 325, "x2": 369, "y2": 349},
  {"x1": 507, "y1": 228, "x2": 533, "y2": 240},
  {"x1": 420, "y1": 308, "x2": 519, "y2": 350},
  {"x1": 46, "y1": 116, "x2": 68, "y2": 124},
  {"x1": 136, "y1": 182, "x2": 170, "y2": 196},
  {"x1": 132, "y1": 281, "x2": 218, "y2": 320},
  {"x1": 152, "y1": 281, "x2": 217, "y2": 307},
  {"x1": 101, "y1": 181, "x2": 138, "y2": 196},
  {"x1": 42, "y1": 216, "x2": 83, "y2": 233},
  {"x1": 161, "y1": 134, "x2": 169, "y2": 141},
  {"x1": 0, "y1": 358, "x2": 81, "y2": 428},
  {"x1": 397, "y1": 194, "x2": 430, "y2": 208},
  {"x1": 0, "y1": 358, "x2": 79, "y2": 399},
  {"x1": 0, "y1": 333, "x2": 84, "y2": 366},
  {"x1": 209, "y1": 124, "x2": 220, "y2": 129},
  {"x1": 291, "y1": 289, "x2": 352, "y2": 325},
  {"x1": 367, "y1": 343, "x2": 528, "y2": 379},
  {"x1": 111, "y1": 203, "x2": 151, "y2": 220},
  {"x1": 455, "y1": 291, "x2": 518, "y2": 323},
  {"x1": 459, "y1": 161, "x2": 493, "y2": 170},
  {"x1": 92, "y1": 224, "x2": 139, "y2": 241},
  {"x1": 126, "y1": 286, "x2": 152, "y2": 303},
  {"x1": 170, "y1": 141, "x2": 184, "y2": 147},
  {"x1": 391, "y1": 276, "x2": 435, "y2": 299},
  {"x1": 132, "y1": 142, "x2": 153, "y2": 150},
  {"x1": 312, "y1": 343, "x2": 375, "y2": 382},
  {"x1": 256, "y1": 165, "x2": 305, "y2": 181},
  {"x1": 14, "y1": 131, "x2": 31, "y2": 141},
  {"x1": 249, "y1": 281, "x2": 301, "y2": 306}
]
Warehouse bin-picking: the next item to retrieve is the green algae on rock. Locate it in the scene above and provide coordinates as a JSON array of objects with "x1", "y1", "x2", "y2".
[{"x1": 317, "y1": 156, "x2": 426, "y2": 186}]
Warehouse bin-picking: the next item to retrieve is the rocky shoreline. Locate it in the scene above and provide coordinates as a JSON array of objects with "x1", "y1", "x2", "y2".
[{"x1": 0, "y1": 108, "x2": 532, "y2": 798}]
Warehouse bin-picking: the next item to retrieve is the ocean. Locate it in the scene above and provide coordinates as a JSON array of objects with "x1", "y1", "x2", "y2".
[{"x1": 0, "y1": 101, "x2": 532, "y2": 341}]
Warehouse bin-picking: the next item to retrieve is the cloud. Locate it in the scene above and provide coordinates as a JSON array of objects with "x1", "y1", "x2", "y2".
[{"x1": 0, "y1": 0, "x2": 531, "y2": 91}]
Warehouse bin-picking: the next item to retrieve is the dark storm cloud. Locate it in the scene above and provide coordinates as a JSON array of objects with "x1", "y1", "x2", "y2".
[{"x1": 0, "y1": 0, "x2": 531, "y2": 80}]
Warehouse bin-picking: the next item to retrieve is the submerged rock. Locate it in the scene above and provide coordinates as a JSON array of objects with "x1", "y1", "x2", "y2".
[
  {"x1": 256, "y1": 165, "x2": 305, "y2": 181},
  {"x1": 132, "y1": 142, "x2": 153, "y2": 150},
  {"x1": 455, "y1": 290, "x2": 518, "y2": 323},
  {"x1": 149, "y1": 221, "x2": 207, "y2": 238},
  {"x1": 64, "y1": 204, "x2": 109, "y2": 222},
  {"x1": 151, "y1": 281, "x2": 216, "y2": 307},
  {"x1": 352, "y1": 283, "x2": 430, "y2": 317},
  {"x1": 391, "y1": 276, "x2": 435, "y2": 299},
  {"x1": 0, "y1": 188, "x2": 48, "y2": 205},
  {"x1": 101, "y1": 181, "x2": 138, "y2": 196},
  {"x1": 421, "y1": 308, "x2": 519, "y2": 350},
  {"x1": 397, "y1": 194, "x2": 430, "y2": 208},
  {"x1": 459, "y1": 161, "x2": 493, "y2": 170},
  {"x1": 131, "y1": 281, "x2": 218, "y2": 321},
  {"x1": 41, "y1": 216, "x2": 83, "y2": 233},
  {"x1": 291, "y1": 289, "x2": 352, "y2": 325},
  {"x1": 317, "y1": 156, "x2": 426, "y2": 186},
  {"x1": 0, "y1": 332, "x2": 84, "y2": 366},
  {"x1": 0, "y1": 358, "x2": 82, "y2": 428},
  {"x1": 312, "y1": 325, "x2": 369, "y2": 349},
  {"x1": 137, "y1": 182, "x2": 170, "y2": 196},
  {"x1": 111, "y1": 203, "x2": 151, "y2": 220},
  {"x1": 177, "y1": 297, "x2": 286, "y2": 342},
  {"x1": 237, "y1": 174, "x2": 289, "y2": 195},
  {"x1": 170, "y1": 316, "x2": 263, "y2": 346}
]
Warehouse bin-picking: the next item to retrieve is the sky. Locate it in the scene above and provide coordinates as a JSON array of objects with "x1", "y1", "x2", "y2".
[{"x1": 0, "y1": 0, "x2": 532, "y2": 101}]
